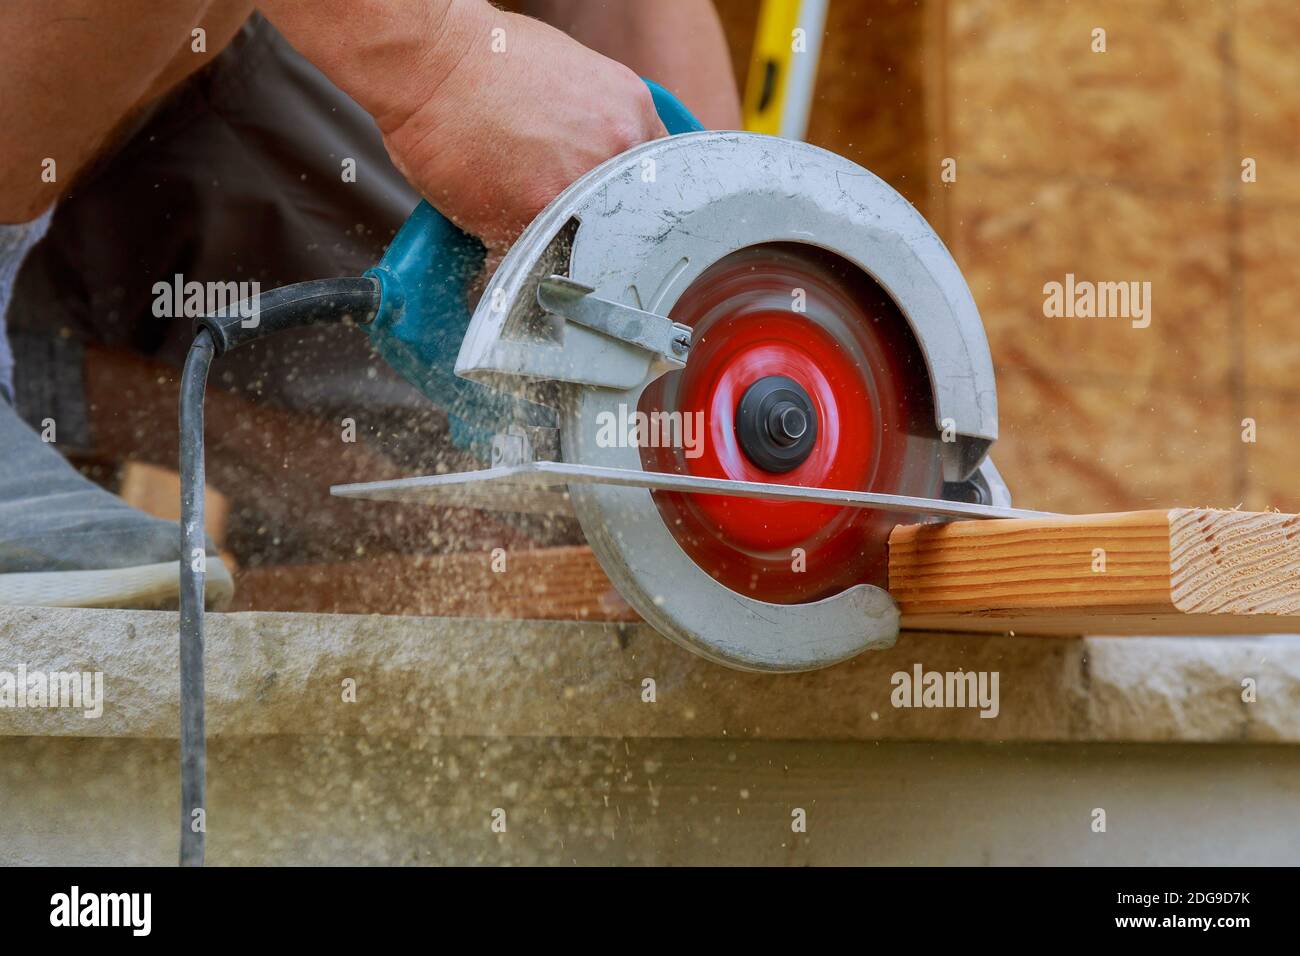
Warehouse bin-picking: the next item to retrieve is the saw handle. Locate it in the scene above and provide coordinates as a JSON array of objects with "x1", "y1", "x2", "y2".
[
  {"x1": 363, "y1": 79, "x2": 704, "y2": 450},
  {"x1": 643, "y1": 78, "x2": 707, "y2": 138}
]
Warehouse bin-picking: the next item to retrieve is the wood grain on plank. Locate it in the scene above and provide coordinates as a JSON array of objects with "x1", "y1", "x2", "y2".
[
  {"x1": 237, "y1": 509, "x2": 1300, "y2": 637},
  {"x1": 889, "y1": 508, "x2": 1300, "y2": 635}
]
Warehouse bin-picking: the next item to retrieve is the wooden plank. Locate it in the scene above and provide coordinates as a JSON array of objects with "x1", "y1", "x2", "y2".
[
  {"x1": 889, "y1": 508, "x2": 1300, "y2": 635},
  {"x1": 237, "y1": 508, "x2": 1300, "y2": 637}
]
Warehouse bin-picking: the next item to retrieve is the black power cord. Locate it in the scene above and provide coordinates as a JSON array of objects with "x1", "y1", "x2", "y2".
[{"x1": 178, "y1": 277, "x2": 380, "y2": 866}]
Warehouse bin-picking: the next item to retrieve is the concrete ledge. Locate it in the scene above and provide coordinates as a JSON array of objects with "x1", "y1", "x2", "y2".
[{"x1": 1, "y1": 606, "x2": 1297, "y2": 742}]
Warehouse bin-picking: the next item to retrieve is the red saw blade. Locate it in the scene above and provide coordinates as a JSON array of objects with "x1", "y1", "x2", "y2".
[{"x1": 639, "y1": 242, "x2": 944, "y2": 603}]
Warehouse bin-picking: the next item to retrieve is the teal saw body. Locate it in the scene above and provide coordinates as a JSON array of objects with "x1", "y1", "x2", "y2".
[{"x1": 361, "y1": 80, "x2": 704, "y2": 452}]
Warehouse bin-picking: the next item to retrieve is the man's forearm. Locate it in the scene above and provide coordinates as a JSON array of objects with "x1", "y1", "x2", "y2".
[
  {"x1": 0, "y1": 0, "x2": 251, "y2": 223},
  {"x1": 253, "y1": 0, "x2": 482, "y2": 135},
  {"x1": 524, "y1": 0, "x2": 741, "y2": 130},
  {"x1": 256, "y1": 0, "x2": 739, "y2": 136},
  {"x1": 3, "y1": 0, "x2": 689, "y2": 252}
]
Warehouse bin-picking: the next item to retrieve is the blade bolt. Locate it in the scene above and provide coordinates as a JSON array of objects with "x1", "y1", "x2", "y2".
[
  {"x1": 767, "y1": 402, "x2": 808, "y2": 446},
  {"x1": 735, "y1": 375, "x2": 818, "y2": 473}
]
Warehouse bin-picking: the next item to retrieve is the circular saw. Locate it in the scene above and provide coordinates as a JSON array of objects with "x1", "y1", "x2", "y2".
[
  {"x1": 173, "y1": 86, "x2": 1048, "y2": 867},
  {"x1": 334, "y1": 112, "x2": 1047, "y2": 672}
]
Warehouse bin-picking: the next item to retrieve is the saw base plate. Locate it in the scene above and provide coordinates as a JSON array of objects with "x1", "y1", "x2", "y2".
[{"x1": 330, "y1": 460, "x2": 1054, "y2": 521}]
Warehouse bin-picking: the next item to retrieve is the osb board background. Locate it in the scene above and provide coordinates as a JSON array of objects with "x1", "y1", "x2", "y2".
[{"x1": 719, "y1": 0, "x2": 1293, "y2": 516}]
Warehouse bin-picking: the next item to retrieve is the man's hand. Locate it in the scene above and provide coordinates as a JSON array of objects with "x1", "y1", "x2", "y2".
[
  {"x1": 383, "y1": 5, "x2": 667, "y2": 253},
  {"x1": 259, "y1": 0, "x2": 668, "y2": 253}
]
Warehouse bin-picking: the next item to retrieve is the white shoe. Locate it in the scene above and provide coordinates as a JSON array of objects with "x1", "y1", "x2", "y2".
[
  {"x1": 0, "y1": 558, "x2": 233, "y2": 610},
  {"x1": 0, "y1": 398, "x2": 234, "y2": 610}
]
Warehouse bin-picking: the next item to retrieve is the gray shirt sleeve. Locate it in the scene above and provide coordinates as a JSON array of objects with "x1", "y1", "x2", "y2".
[{"x1": 0, "y1": 207, "x2": 54, "y2": 403}]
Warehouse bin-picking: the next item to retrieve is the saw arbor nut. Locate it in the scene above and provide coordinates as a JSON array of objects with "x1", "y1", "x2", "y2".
[{"x1": 735, "y1": 374, "x2": 819, "y2": 473}]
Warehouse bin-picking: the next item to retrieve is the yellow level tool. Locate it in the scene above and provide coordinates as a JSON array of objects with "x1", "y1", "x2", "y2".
[{"x1": 741, "y1": 0, "x2": 829, "y2": 139}]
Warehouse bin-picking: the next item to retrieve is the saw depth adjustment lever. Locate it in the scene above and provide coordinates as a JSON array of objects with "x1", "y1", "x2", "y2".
[{"x1": 536, "y1": 274, "x2": 692, "y2": 374}]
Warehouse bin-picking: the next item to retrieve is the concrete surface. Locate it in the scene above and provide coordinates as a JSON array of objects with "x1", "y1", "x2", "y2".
[{"x1": 1, "y1": 606, "x2": 1298, "y2": 742}]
